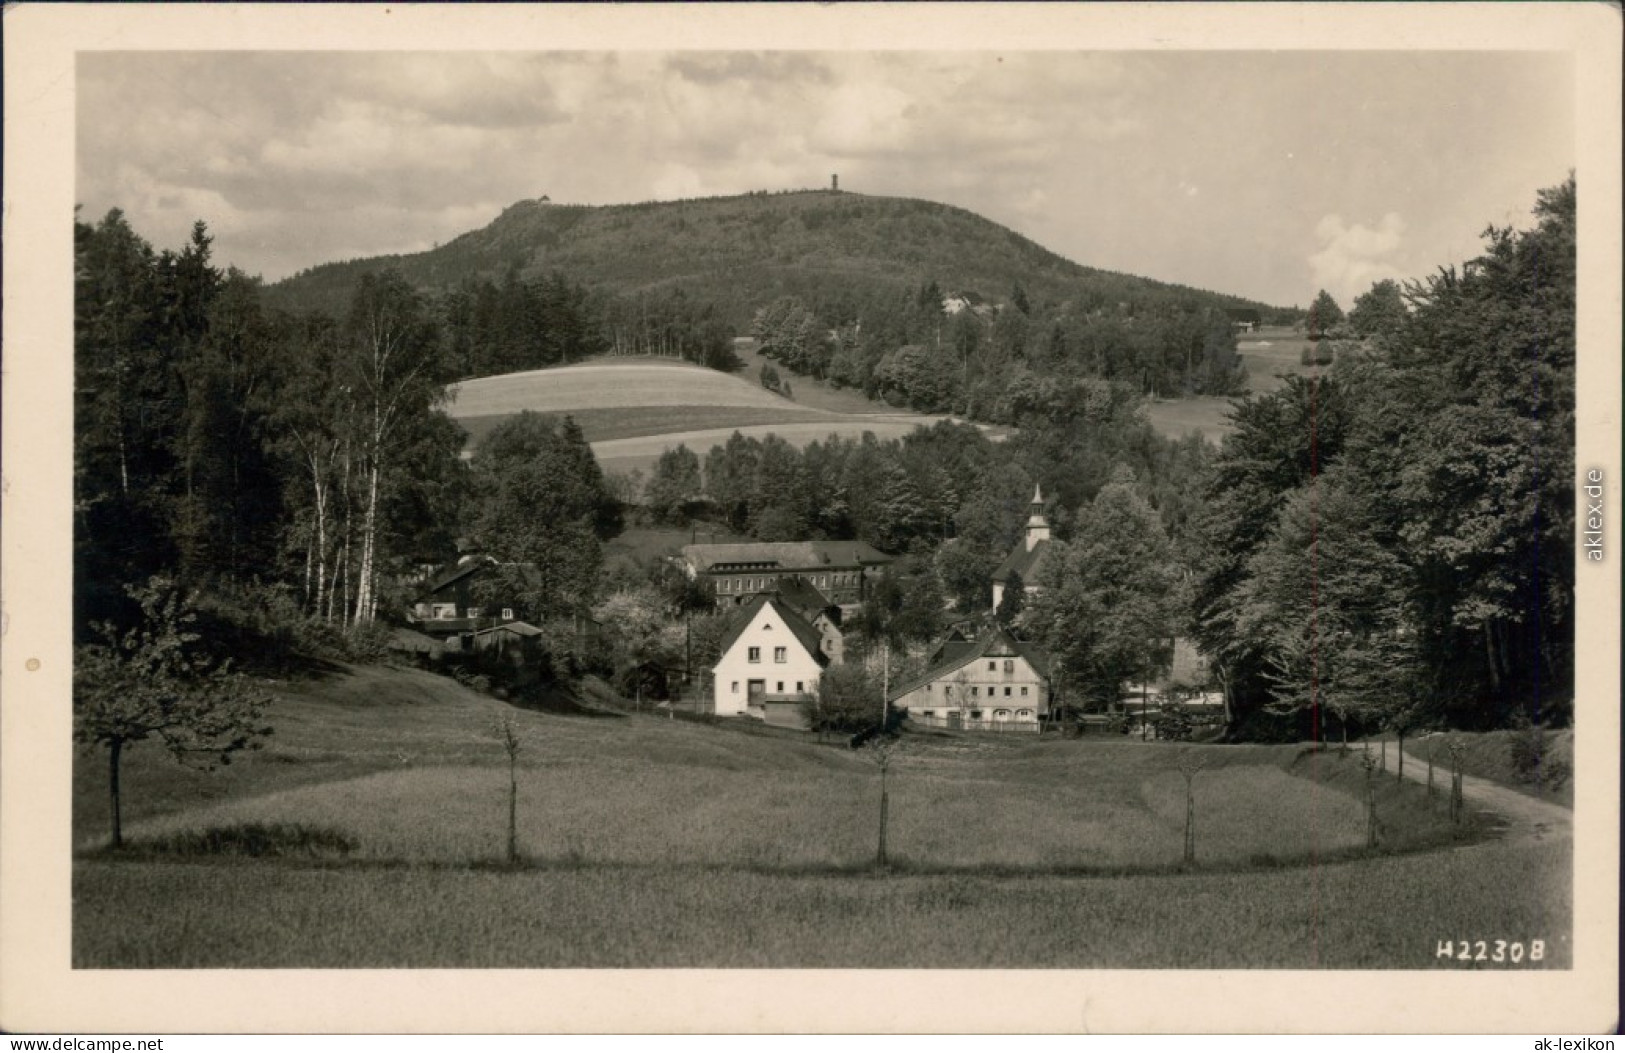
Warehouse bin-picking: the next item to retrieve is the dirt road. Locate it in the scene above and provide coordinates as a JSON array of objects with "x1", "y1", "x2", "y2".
[{"x1": 1398, "y1": 748, "x2": 1573, "y2": 841}]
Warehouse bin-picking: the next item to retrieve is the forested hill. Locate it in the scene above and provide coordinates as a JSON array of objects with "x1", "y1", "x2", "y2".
[{"x1": 263, "y1": 190, "x2": 1280, "y2": 329}]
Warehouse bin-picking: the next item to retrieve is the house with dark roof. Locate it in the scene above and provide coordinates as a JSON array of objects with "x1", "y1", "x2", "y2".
[
  {"x1": 766, "y1": 575, "x2": 846, "y2": 665},
  {"x1": 407, "y1": 556, "x2": 599, "y2": 653},
  {"x1": 681, "y1": 539, "x2": 892, "y2": 610},
  {"x1": 408, "y1": 556, "x2": 525, "y2": 637},
  {"x1": 470, "y1": 620, "x2": 547, "y2": 661},
  {"x1": 711, "y1": 594, "x2": 830, "y2": 725},
  {"x1": 889, "y1": 626, "x2": 1052, "y2": 733},
  {"x1": 990, "y1": 485, "x2": 1054, "y2": 613},
  {"x1": 1225, "y1": 307, "x2": 1262, "y2": 333}
]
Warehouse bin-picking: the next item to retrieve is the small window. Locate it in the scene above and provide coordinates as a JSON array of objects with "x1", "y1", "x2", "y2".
[
  {"x1": 971, "y1": 710, "x2": 983, "y2": 720},
  {"x1": 922, "y1": 710, "x2": 934, "y2": 718},
  {"x1": 433, "y1": 604, "x2": 458, "y2": 619},
  {"x1": 971, "y1": 686, "x2": 979, "y2": 697},
  {"x1": 925, "y1": 684, "x2": 932, "y2": 693},
  {"x1": 988, "y1": 661, "x2": 997, "y2": 671},
  {"x1": 774, "y1": 646, "x2": 787, "y2": 663},
  {"x1": 945, "y1": 685, "x2": 954, "y2": 697},
  {"x1": 763, "y1": 622, "x2": 773, "y2": 631},
  {"x1": 1021, "y1": 686, "x2": 1029, "y2": 696},
  {"x1": 731, "y1": 681, "x2": 740, "y2": 693},
  {"x1": 795, "y1": 681, "x2": 803, "y2": 693},
  {"x1": 467, "y1": 607, "x2": 481, "y2": 618},
  {"x1": 1003, "y1": 660, "x2": 1014, "y2": 674},
  {"x1": 502, "y1": 608, "x2": 514, "y2": 621},
  {"x1": 1018, "y1": 709, "x2": 1033, "y2": 719},
  {"x1": 748, "y1": 647, "x2": 761, "y2": 663},
  {"x1": 776, "y1": 681, "x2": 784, "y2": 693}
]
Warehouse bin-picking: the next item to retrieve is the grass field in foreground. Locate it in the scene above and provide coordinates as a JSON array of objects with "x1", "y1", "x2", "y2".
[
  {"x1": 71, "y1": 663, "x2": 1566, "y2": 969},
  {"x1": 73, "y1": 834, "x2": 1570, "y2": 968},
  {"x1": 110, "y1": 740, "x2": 1445, "y2": 871}
]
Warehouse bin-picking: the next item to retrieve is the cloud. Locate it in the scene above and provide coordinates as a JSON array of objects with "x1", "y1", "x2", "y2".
[
  {"x1": 73, "y1": 50, "x2": 1570, "y2": 302},
  {"x1": 1308, "y1": 212, "x2": 1407, "y2": 302}
]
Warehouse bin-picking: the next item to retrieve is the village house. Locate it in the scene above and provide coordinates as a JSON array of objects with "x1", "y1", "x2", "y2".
[
  {"x1": 942, "y1": 289, "x2": 996, "y2": 320},
  {"x1": 406, "y1": 555, "x2": 598, "y2": 653},
  {"x1": 1225, "y1": 307, "x2": 1262, "y2": 333},
  {"x1": 710, "y1": 593, "x2": 830, "y2": 727},
  {"x1": 681, "y1": 539, "x2": 891, "y2": 612},
  {"x1": 469, "y1": 619, "x2": 548, "y2": 661},
  {"x1": 888, "y1": 625, "x2": 1052, "y2": 733},
  {"x1": 990, "y1": 484, "x2": 1054, "y2": 612},
  {"x1": 768, "y1": 575, "x2": 846, "y2": 664},
  {"x1": 408, "y1": 556, "x2": 526, "y2": 638}
]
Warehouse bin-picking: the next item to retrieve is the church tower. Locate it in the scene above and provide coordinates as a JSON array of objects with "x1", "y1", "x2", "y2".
[{"x1": 1023, "y1": 484, "x2": 1051, "y2": 552}]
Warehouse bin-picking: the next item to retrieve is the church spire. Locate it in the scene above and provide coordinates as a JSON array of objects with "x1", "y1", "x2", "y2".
[{"x1": 1024, "y1": 484, "x2": 1051, "y2": 551}]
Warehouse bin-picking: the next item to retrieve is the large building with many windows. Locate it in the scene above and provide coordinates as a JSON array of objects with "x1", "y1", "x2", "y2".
[
  {"x1": 887, "y1": 626, "x2": 1052, "y2": 733},
  {"x1": 681, "y1": 540, "x2": 892, "y2": 610}
]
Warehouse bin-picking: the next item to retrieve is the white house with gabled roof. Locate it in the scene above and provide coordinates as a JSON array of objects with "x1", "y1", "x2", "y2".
[{"x1": 711, "y1": 594, "x2": 830, "y2": 721}]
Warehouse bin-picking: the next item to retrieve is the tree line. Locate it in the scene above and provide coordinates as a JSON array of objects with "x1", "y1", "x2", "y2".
[
  {"x1": 749, "y1": 277, "x2": 1251, "y2": 425},
  {"x1": 637, "y1": 396, "x2": 1214, "y2": 652},
  {"x1": 74, "y1": 175, "x2": 1574, "y2": 757},
  {"x1": 1190, "y1": 177, "x2": 1576, "y2": 737},
  {"x1": 74, "y1": 209, "x2": 623, "y2": 644}
]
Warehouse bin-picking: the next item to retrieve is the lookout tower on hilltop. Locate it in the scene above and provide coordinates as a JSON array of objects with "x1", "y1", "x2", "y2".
[{"x1": 831, "y1": 173, "x2": 840, "y2": 193}]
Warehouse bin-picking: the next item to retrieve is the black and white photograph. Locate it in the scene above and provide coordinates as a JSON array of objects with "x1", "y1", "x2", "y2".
[{"x1": 2, "y1": 1, "x2": 1619, "y2": 1037}]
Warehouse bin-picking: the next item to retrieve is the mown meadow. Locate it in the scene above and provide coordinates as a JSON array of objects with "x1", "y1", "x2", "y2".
[
  {"x1": 71, "y1": 663, "x2": 1572, "y2": 969},
  {"x1": 439, "y1": 356, "x2": 991, "y2": 474}
]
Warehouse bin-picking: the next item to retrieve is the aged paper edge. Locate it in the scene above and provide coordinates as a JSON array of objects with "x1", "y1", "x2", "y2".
[{"x1": 2, "y1": 2, "x2": 1618, "y2": 1036}]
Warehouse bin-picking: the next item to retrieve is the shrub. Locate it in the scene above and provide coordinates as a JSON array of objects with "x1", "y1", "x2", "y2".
[
  {"x1": 1507, "y1": 715, "x2": 1572, "y2": 793},
  {"x1": 137, "y1": 822, "x2": 355, "y2": 860},
  {"x1": 1153, "y1": 704, "x2": 1194, "y2": 742},
  {"x1": 343, "y1": 621, "x2": 396, "y2": 663}
]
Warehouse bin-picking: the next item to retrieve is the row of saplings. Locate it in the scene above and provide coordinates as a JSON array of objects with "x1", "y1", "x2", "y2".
[
  {"x1": 72, "y1": 577, "x2": 1563, "y2": 863},
  {"x1": 480, "y1": 712, "x2": 1541, "y2": 874}
]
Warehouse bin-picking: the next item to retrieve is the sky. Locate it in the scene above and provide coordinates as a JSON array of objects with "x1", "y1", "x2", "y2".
[{"x1": 77, "y1": 49, "x2": 1574, "y2": 309}]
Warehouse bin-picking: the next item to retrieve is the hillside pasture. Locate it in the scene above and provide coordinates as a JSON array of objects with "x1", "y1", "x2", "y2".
[
  {"x1": 1141, "y1": 328, "x2": 1326, "y2": 442},
  {"x1": 455, "y1": 403, "x2": 850, "y2": 450},
  {"x1": 445, "y1": 359, "x2": 789, "y2": 418},
  {"x1": 71, "y1": 663, "x2": 1569, "y2": 969},
  {"x1": 440, "y1": 356, "x2": 998, "y2": 473},
  {"x1": 1236, "y1": 327, "x2": 1323, "y2": 392},
  {"x1": 1143, "y1": 397, "x2": 1239, "y2": 442}
]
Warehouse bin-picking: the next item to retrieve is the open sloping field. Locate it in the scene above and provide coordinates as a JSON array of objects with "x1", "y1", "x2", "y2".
[
  {"x1": 1142, "y1": 328, "x2": 1328, "y2": 441},
  {"x1": 443, "y1": 356, "x2": 1002, "y2": 475},
  {"x1": 1237, "y1": 326, "x2": 1323, "y2": 392},
  {"x1": 72, "y1": 663, "x2": 1571, "y2": 969},
  {"x1": 1143, "y1": 397, "x2": 1239, "y2": 441},
  {"x1": 446, "y1": 360, "x2": 791, "y2": 418},
  {"x1": 454, "y1": 403, "x2": 851, "y2": 450}
]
